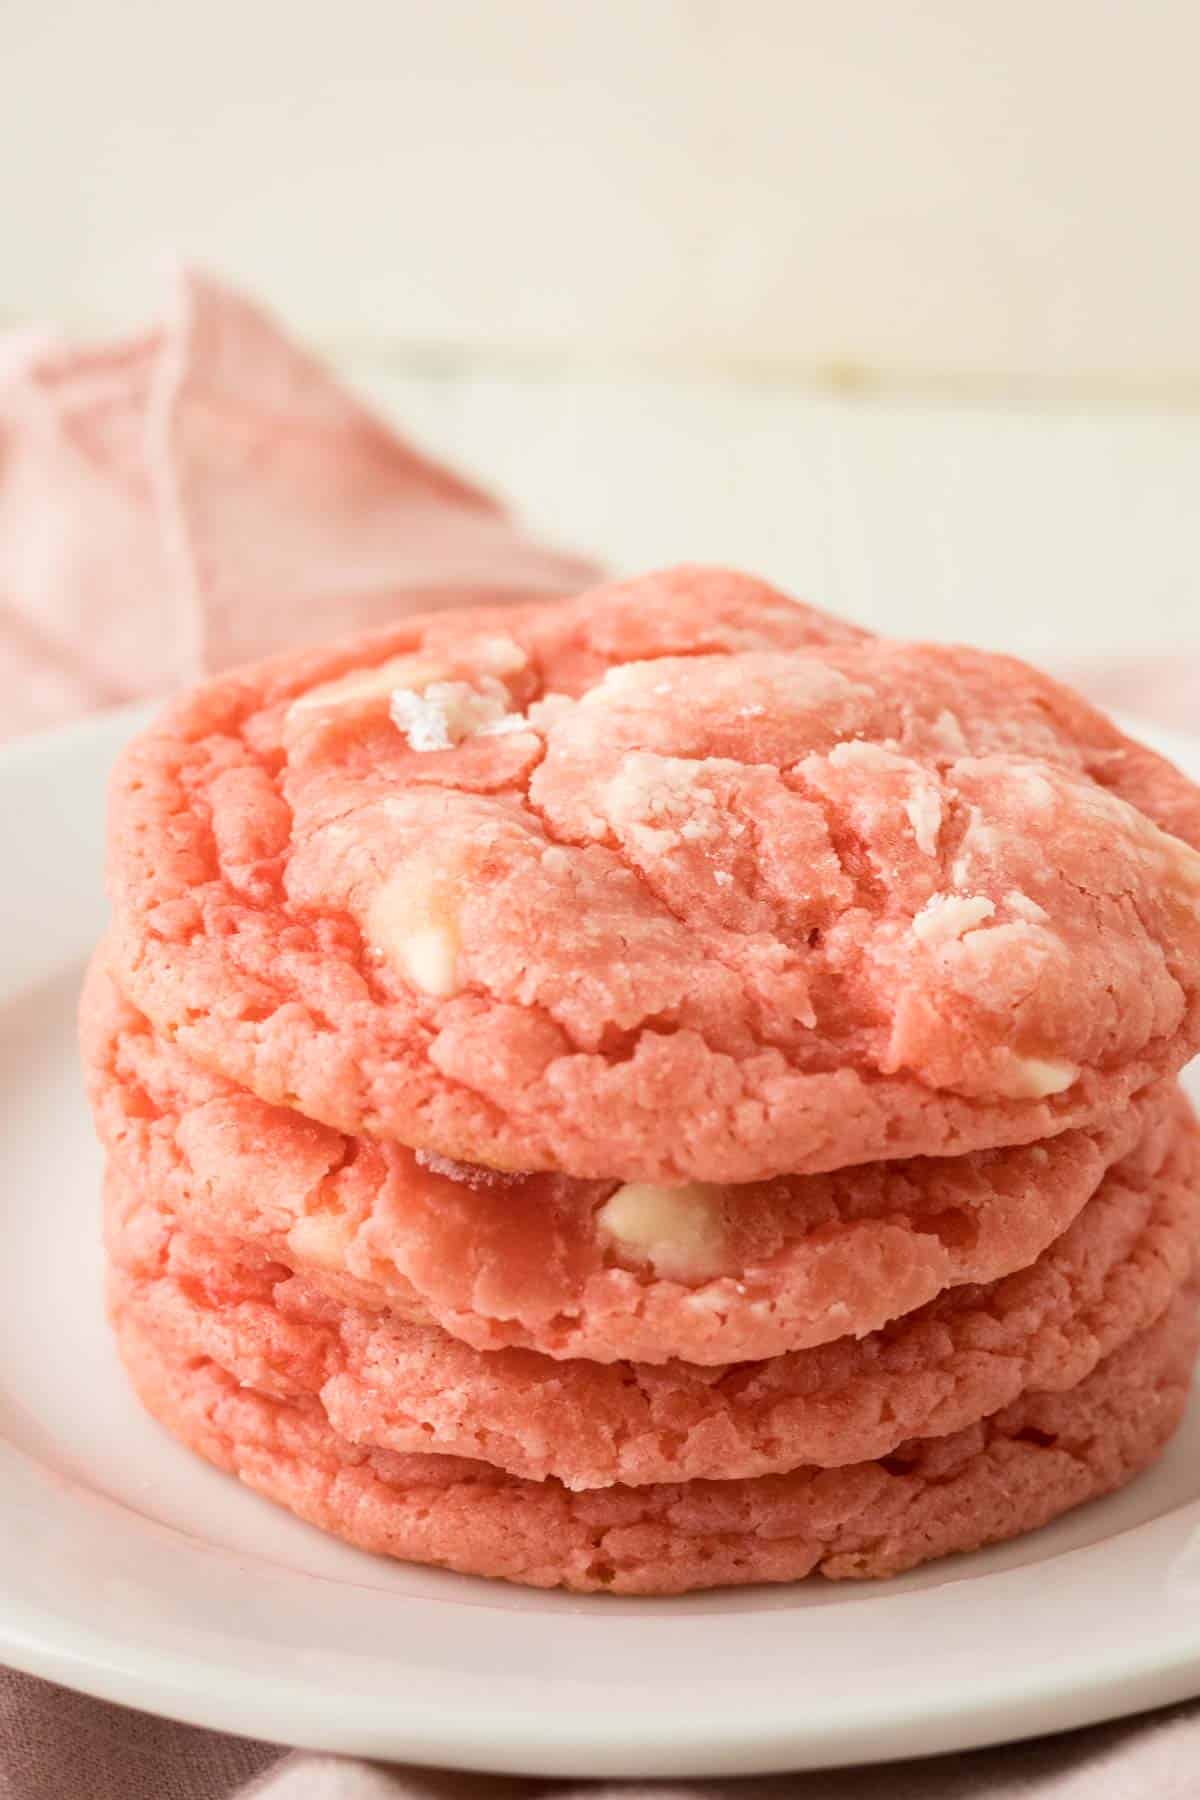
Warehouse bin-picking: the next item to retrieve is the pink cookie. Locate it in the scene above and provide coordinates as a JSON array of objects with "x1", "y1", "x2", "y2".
[
  {"x1": 84, "y1": 958, "x2": 1170, "y2": 1363},
  {"x1": 105, "y1": 567, "x2": 1200, "y2": 1182},
  {"x1": 105, "y1": 1088, "x2": 1200, "y2": 1487},
  {"x1": 113, "y1": 1291, "x2": 1198, "y2": 1594}
]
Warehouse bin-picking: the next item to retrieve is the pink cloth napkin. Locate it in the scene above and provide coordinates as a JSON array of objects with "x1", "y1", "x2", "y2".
[
  {"x1": 1, "y1": 276, "x2": 1197, "y2": 1797},
  {"x1": 2, "y1": 1666, "x2": 1199, "y2": 1798},
  {"x1": 1049, "y1": 655, "x2": 1197, "y2": 740},
  {"x1": 0, "y1": 269, "x2": 596, "y2": 740}
]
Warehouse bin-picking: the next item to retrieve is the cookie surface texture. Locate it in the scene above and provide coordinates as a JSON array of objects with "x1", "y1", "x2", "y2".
[{"x1": 106, "y1": 566, "x2": 1200, "y2": 1181}]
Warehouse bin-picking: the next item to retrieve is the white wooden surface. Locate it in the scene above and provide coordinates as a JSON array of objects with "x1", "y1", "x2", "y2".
[{"x1": 353, "y1": 359, "x2": 1200, "y2": 658}]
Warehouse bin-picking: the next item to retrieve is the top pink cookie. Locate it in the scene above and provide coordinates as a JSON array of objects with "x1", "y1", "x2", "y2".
[{"x1": 107, "y1": 566, "x2": 1200, "y2": 1182}]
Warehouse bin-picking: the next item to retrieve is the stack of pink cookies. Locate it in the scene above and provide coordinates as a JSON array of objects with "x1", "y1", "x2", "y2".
[{"x1": 84, "y1": 567, "x2": 1200, "y2": 1594}]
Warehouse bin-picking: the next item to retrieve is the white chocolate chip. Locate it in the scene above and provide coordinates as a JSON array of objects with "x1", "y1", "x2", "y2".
[
  {"x1": 905, "y1": 781, "x2": 943, "y2": 857},
  {"x1": 288, "y1": 652, "x2": 449, "y2": 718},
  {"x1": 994, "y1": 1054, "x2": 1080, "y2": 1100},
  {"x1": 367, "y1": 858, "x2": 462, "y2": 997},
  {"x1": 596, "y1": 1181, "x2": 728, "y2": 1282},
  {"x1": 912, "y1": 893, "x2": 996, "y2": 948},
  {"x1": 397, "y1": 925, "x2": 458, "y2": 995},
  {"x1": 287, "y1": 1210, "x2": 354, "y2": 1271}
]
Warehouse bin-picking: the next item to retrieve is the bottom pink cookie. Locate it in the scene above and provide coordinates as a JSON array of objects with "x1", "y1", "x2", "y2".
[{"x1": 114, "y1": 1290, "x2": 1197, "y2": 1595}]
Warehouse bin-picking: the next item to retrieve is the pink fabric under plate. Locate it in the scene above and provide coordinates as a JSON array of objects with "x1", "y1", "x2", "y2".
[
  {"x1": 0, "y1": 269, "x2": 595, "y2": 739},
  {"x1": 0, "y1": 275, "x2": 1197, "y2": 1795}
]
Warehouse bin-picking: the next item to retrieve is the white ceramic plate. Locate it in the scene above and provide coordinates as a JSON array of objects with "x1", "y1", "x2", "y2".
[{"x1": 2, "y1": 702, "x2": 1200, "y2": 1779}]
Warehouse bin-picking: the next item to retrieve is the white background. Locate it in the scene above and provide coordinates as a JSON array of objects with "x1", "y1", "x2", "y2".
[{"x1": 3, "y1": 0, "x2": 1198, "y2": 655}]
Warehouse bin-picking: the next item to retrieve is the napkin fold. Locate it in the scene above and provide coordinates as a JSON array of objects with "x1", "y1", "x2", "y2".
[{"x1": 0, "y1": 269, "x2": 595, "y2": 739}]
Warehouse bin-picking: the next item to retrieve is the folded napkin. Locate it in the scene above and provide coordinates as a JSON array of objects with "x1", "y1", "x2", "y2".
[
  {"x1": 0, "y1": 270, "x2": 596, "y2": 739},
  {"x1": 0, "y1": 275, "x2": 1196, "y2": 1798}
]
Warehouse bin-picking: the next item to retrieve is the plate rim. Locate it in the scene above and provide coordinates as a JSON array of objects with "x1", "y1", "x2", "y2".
[{"x1": 2, "y1": 1463, "x2": 1200, "y2": 1777}]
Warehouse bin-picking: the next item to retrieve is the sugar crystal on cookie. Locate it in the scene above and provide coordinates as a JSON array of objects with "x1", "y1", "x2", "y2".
[
  {"x1": 389, "y1": 679, "x2": 521, "y2": 751},
  {"x1": 367, "y1": 854, "x2": 463, "y2": 996}
]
